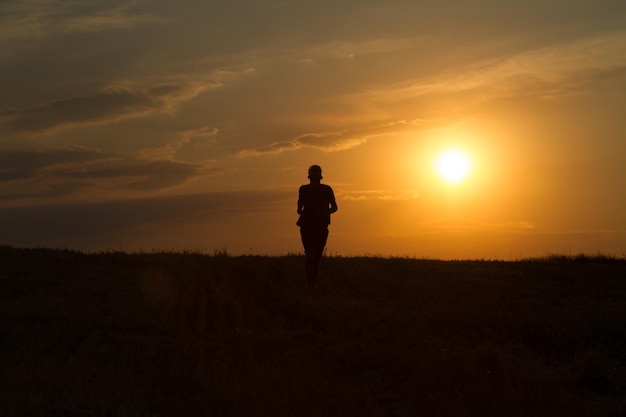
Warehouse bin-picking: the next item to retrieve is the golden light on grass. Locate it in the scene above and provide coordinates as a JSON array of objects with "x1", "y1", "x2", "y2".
[{"x1": 435, "y1": 148, "x2": 473, "y2": 185}]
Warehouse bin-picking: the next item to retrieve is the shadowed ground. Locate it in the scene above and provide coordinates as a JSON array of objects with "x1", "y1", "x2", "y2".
[{"x1": 1, "y1": 246, "x2": 625, "y2": 416}]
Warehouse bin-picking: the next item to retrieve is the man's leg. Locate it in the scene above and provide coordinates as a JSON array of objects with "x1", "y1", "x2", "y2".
[{"x1": 301, "y1": 227, "x2": 329, "y2": 289}]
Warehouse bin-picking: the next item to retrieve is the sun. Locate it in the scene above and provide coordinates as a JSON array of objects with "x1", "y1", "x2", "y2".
[{"x1": 435, "y1": 149, "x2": 472, "y2": 185}]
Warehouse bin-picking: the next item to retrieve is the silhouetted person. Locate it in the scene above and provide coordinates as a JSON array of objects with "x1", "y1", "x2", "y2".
[{"x1": 297, "y1": 165, "x2": 338, "y2": 290}]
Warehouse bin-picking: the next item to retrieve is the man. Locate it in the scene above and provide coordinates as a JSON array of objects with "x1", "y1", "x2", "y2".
[{"x1": 297, "y1": 165, "x2": 338, "y2": 289}]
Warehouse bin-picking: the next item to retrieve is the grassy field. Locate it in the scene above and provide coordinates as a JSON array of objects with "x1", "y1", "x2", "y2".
[{"x1": 1, "y1": 246, "x2": 625, "y2": 416}]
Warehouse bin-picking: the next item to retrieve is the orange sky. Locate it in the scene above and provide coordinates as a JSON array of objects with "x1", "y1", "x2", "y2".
[{"x1": 1, "y1": 0, "x2": 625, "y2": 259}]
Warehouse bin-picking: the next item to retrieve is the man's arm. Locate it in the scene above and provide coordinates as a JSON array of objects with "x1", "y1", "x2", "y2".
[
  {"x1": 297, "y1": 186, "x2": 304, "y2": 215},
  {"x1": 328, "y1": 188, "x2": 338, "y2": 214}
]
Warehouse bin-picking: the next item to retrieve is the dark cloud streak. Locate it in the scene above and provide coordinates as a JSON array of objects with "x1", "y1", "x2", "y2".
[
  {"x1": 0, "y1": 189, "x2": 292, "y2": 248},
  {"x1": 0, "y1": 148, "x2": 112, "y2": 182},
  {"x1": 0, "y1": 82, "x2": 215, "y2": 134},
  {"x1": 0, "y1": 148, "x2": 223, "y2": 201},
  {"x1": 55, "y1": 160, "x2": 218, "y2": 191}
]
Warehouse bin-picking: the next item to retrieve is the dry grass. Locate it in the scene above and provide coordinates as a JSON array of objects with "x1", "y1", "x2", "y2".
[{"x1": 1, "y1": 246, "x2": 625, "y2": 416}]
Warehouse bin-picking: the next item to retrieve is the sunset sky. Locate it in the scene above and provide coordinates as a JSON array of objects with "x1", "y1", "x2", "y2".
[{"x1": 1, "y1": 0, "x2": 625, "y2": 259}]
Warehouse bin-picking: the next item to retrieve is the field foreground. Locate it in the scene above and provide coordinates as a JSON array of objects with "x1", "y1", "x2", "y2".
[{"x1": 1, "y1": 246, "x2": 625, "y2": 416}]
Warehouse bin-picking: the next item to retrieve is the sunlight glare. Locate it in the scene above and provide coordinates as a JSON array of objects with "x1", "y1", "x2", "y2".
[{"x1": 435, "y1": 149, "x2": 472, "y2": 185}]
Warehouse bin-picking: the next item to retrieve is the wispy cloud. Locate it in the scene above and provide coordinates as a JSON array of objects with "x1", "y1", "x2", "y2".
[
  {"x1": 0, "y1": 0, "x2": 163, "y2": 54},
  {"x1": 139, "y1": 126, "x2": 219, "y2": 160},
  {"x1": 0, "y1": 81, "x2": 218, "y2": 135},
  {"x1": 417, "y1": 220, "x2": 536, "y2": 234},
  {"x1": 296, "y1": 37, "x2": 419, "y2": 62},
  {"x1": 62, "y1": 1, "x2": 164, "y2": 33},
  {"x1": 349, "y1": 31, "x2": 626, "y2": 105},
  {"x1": 237, "y1": 120, "x2": 424, "y2": 157},
  {"x1": 455, "y1": 30, "x2": 626, "y2": 98},
  {"x1": 340, "y1": 190, "x2": 421, "y2": 201}
]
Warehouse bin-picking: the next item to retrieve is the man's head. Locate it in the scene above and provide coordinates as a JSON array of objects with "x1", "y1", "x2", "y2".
[{"x1": 308, "y1": 165, "x2": 323, "y2": 180}]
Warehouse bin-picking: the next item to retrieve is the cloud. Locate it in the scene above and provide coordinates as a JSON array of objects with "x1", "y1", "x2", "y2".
[
  {"x1": 0, "y1": 148, "x2": 111, "y2": 182},
  {"x1": 0, "y1": 182, "x2": 91, "y2": 203},
  {"x1": 237, "y1": 120, "x2": 424, "y2": 157},
  {"x1": 237, "y1": 141, "x2": 300, "y2": 157},
  {"x1": 0, "y1": 82, "x2": 217, "y2": 134},
  {"x1": 449, "y1": 30, "x2": 626, "y2": 98},
  {"x1": 0, "y1": 0, "x2": 163, "y2": 56},
  {"x1": 349, "y1": 31, "x2": 626, "y2": 105},
  {"x1": 61, "y1": 1, "x2": 165, "y2": 33},
  {"x1": 340, "y1": 190, "x2": 421, "y2": 201},
  {"x1": 139, "y1": 126, "x2": 219, "y2": 160},
  {"x1": 294, "y1": 37, "x2": 418, "y2": 62},
  {"x1": 0, "y1": 148, "x2": 223, "y2": 203},
  {"x1": 0, "y1": 188, "x2": 294, "y2": 248},
  {"x1": 54, "y1": 159, "x2": 217, "y2": 191},
  {"x1": 417, "y1": 220, "x2": 536, "y2": 234},
  {"x1": 295, "y1": 131, "x2": 368, "y2": 152},
  {"x1": 377, "y1": 191, "x2": 422, "y2": 201}
]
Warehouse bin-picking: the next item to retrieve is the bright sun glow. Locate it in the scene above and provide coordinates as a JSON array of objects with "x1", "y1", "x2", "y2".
[{"x1": 435, "y1": 149, "x2": 472, "y2": 185}]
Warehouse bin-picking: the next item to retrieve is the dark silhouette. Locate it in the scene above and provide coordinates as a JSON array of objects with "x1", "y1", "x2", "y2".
[{"x1": 297, "y1": 165, "x2": 338, "y2": 289}]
